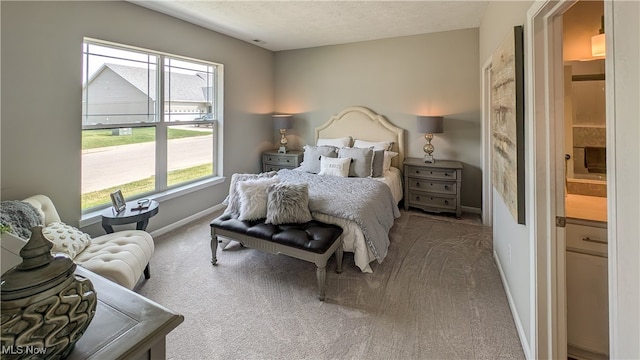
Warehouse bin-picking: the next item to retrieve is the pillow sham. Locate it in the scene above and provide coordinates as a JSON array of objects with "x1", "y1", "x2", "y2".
[
  {"x1": 42, "y1": 221, "x2": 92, "y2": 259},
  {"x1": 224, "y1": 171, "x2": 278, "y2": 216},
  {"x1": 299, "y1": 145, "x2": 338, "y2": 174},
  {"x1": 318, "y1": 156, "x2": 351, "y2": 177},
  {"x1": 353, "y1": 139, "x2": 394, "y2": 151},
  {"x1": 383, "y1": 151, "x2": 399, "y2": 172},
  {"x1": 316, "y1": 136, "x2": 352, "y2": 148},
  {"x1": 238, "y1": 176, "x2": 280, "y2": 221},
  {"x1": 265, "y1": 183, "x2": 313, "y2": 225},
  {"x1": 338, "y1": 146, "x2": 374, "y2": 178},
  {"x1": 371, "y1": 149, "x2": 386, "y2": 178}
]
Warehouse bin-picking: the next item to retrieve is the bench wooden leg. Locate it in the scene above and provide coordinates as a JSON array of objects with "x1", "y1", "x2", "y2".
[
  {"x1": 335, "y1": 244, "x2": 343, "y2": 274},
  {"x1": 211, "y1": 235, "x2": 218, "y2": 265},
  {"x1": 316, "y1": 266, "x2": 327, "y2": 301}
]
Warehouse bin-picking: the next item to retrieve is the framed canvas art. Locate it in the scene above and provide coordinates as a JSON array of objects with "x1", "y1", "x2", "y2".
[{"x1": 491, "y1": 25, "x2": 525, "y2": 224}]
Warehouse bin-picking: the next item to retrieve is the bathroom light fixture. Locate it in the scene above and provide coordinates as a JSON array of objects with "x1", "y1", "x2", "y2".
[
  {"x1": 416, "y1": 115, "x2": 444, "y2": 163},
  {"x1": 273, "y1": 114, "x2": 292, "y2": 153},
  {"x1": 591, "y1": 15, "x2": 605, "y2": 57}
]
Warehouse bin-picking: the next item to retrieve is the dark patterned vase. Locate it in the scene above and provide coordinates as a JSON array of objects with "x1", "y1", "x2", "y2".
[{"x1": 1, "y1": 226, "x2": 97, "y2": 359}]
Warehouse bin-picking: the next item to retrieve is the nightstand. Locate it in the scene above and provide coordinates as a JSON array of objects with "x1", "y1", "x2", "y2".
[
  {"x1": 262, "y1": 150, "x2": 303, "y2": 171},
  {"x1": 403, "y1": 158, "x2": 463, "y2": 218}
]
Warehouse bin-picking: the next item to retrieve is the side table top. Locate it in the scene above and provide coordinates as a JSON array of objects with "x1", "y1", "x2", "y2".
[{"x1": 101, "y1": 200, "x2": 159, "y2": 224}]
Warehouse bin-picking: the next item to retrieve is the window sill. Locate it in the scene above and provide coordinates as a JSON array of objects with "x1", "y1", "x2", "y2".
[{"x1": 79, "y1": 176, "x2": 226, "y2": 228}]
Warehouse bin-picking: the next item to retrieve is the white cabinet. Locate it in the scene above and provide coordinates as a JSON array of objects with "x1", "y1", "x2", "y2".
[{"x1": 566, "y1": 221, "x2": 608, "y2": 359}]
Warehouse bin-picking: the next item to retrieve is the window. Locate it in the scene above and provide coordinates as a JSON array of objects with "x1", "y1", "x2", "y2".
[{"x1": 82, "y1": 39, "x2": 222, "y2": 211}]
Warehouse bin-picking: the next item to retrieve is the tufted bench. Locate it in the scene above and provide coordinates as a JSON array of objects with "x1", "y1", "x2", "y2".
[{"x1": 210, "y1": 213, "x2": 343, "y2": 301}]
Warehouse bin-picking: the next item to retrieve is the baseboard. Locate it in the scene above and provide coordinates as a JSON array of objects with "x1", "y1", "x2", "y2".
[
  {"x1": 150, "y1": 204, "x2": 225, "y2": 238},
  {"x1": 461, "y1": 205, "x2": 481, "y2": 215},
  {"x1": 494, "y1": 249, "x2": 532, "y2": 359}
]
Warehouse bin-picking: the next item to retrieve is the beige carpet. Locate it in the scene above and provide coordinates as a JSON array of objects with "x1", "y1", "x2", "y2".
[{"x1": 136, "y1": 209, "x2": 524, "y2": 360}]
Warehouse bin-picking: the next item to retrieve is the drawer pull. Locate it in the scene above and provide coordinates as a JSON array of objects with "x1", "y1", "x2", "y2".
[
  {"x1": 416, "y1": 182, "x2": 421, "y2": 187},
  {"x1": 430, "y1": 171, "x2": 433, "y2": 174},
  {"x1": 416, "y1": 196, "x2": 420, "y2": 201},
  {"x1": 445, "y1": 173, "x2": 450, "y2": 176},
  {"x1": 416, "y1": 170, "x2": 420, "y2": 174},
  {"x1": 444, "y1": 200, "x2": 449, "y2": 205},
  {"x1": 582, "y1": 237, "x2": 607, "y2": 245},
  {"x1": 444, "y1": 185, "x2": 449, "y2": 190},
  {"x1": 287, "y1": 159, "x2": 291, "y2": 162}
]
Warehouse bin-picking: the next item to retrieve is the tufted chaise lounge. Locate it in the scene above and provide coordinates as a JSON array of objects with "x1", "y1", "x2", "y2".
[
  {"x1": 210, "y1": 213, "x2": 344, "y2": 301},
  {"x1": 2, "y1": 195, "x2": 154, "y2": 290}
]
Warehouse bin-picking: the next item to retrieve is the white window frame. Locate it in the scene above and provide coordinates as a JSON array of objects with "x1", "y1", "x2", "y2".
[{"x1": 80, "y1": 38, "x2": 224, "y2": 223}]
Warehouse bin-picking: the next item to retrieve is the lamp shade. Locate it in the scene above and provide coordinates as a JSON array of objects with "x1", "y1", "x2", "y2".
[
  {"x1": 416, "y1": 116, "x2": 444, "y2": 134},
  {"x1": 591, "y1": 33, "x2": 605, "y2": 57},
  {"x1": 273, "y1": 115, "x2": 292, "y2": 130}
]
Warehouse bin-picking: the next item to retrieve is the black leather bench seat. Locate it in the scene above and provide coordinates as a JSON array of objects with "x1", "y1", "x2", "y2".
[
  {"x1": 210, "y1": 213, "x2": 344, "y2": 301},
  {"x1": 210, "y1": 213, "x2": 343, "y2": 254}
]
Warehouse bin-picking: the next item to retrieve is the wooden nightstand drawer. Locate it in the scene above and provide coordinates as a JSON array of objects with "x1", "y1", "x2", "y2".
[
  {"x1": 407, "y1": 166, "x2": 457, "y2": 180},
  {"x1": 408, "y1": 178, "x2": 456, "y2": 195},
  {"x1": 409, "y1": 191, "x2": 457, "y2": 210},
  {"x1": 262, "y1": 150, "x2": 303, "y2": 172}
]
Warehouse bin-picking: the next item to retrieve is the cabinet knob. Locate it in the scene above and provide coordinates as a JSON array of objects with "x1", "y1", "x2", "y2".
[
  {"x1": 416, "y1": 170, "x2": 420, "y2": 174},
  {"x1": 416, "y1": 182, "x2": 420, "y2": 187},
  {"x1": 430, "y1": 171, "x2": 433, "y2": 174},
  {"x1": 286, "y1": 159, "x2": 290, "y2": 162},
  {"x1": 444, "y1": 185, "x2": 449, "y2": 190},
  {"x1": 416, "y1": 196, "x2": 420, "y2": 201},
  {"x1": 444, "y1": 200, "x2": 449, "y2": 205},
  {"x1": 445, "y1": 173, "x2": 450, "y2": 176}
]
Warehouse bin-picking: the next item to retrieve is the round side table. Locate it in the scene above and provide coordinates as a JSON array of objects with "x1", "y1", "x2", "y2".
[
  {"x1": 101, "y1": 200, "x2": 159, "y2": 234},
  {"x1": 100, "y1": 200, "x2": 159, "y2": 280}
]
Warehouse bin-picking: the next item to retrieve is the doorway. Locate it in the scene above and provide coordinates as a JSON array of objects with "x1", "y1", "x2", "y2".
[{"x1": 526, "y1": 0, "x2": 615, "y2": 358}]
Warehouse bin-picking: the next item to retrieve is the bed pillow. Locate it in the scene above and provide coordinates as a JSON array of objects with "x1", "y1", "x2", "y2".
[
  {"x1": 42, "y1": 222, "x2": 92, "y2": 259},
  {"x1": 338, "y1": 146, "x2": 374, "y2": 177},
  {"x1": 353, "y1": 139, "x2": 394, "y2": 151},
  {"x1": 224, "y1": 171, "x2": 278, "y2": 216},
  {"x1": 238, "y1": 176, "x2": 281, "y2": 221},
  {"x1": 299, "y1": 145, "x2": 338, "y2": 174},
  {"x1": 265, "y1": 183, "x2": 313, "y2": 225},
  {"x1": 383, "y1": 151, "x2": 399, "y2": 172},
  {"x1": 371, "y1": 149, "x2": 386, "y2": 178},
  {"x1": 318, "y1": 156, "x2": 351, "y2": 177},
  {"x1": 316, "y1": 136, "x2": 352, "y2": 148}
]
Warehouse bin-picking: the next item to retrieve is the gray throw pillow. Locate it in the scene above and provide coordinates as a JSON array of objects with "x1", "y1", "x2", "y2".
[
  {"x1": 265, "y1": 183, "x2": 313, "y2": 225},
  {"x1": 371, "y1": 149, "x2": 385, "y2": 177},
  {"x1": 338, "y1": 146, "x2": 374, "y2": 177},
  {"x1": 224, "y1": 171, "x2": 277, "y2": 217},
  {"x1": 299, "y1": 145, "x2": 338, "y2": 174}
]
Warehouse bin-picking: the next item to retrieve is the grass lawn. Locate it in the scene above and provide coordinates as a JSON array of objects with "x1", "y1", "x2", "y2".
[
  {"x1": 82, "y1": 164, "x2": 213, "y2": 210},
  {"x1": 82, "y1": 127, "x2": 211, "y2": 150}
]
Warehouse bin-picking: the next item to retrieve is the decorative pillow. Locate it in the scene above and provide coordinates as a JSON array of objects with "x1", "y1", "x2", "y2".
[
  {"x1": 318, "y1": 156, "x2": 351, "y2": 177},
  {"x1": 371, "y1": 149, "x2": 386, "y2": 177},
  {"x1": 316, "y1": 136, "x2": 352, "y2": 148},
  {"x1": 353, "y1": 139, "x2": 394, "y2": 151},
  {"x1": 265, "y1": 183, "x2": 313, "y2": 225},
  {"x1": 238, "y1": 176, "x2": 280, "y2": 221},
  {"x1": 224, "y1": 171, "x2": 278, "y2": 216},
  {"x1": 338, "y1": 146, "x2": 374, "y2": 177},
  {"x1": 42, "y1": 221, "x2": 92, "y2": 259},
  {"x1": 383, "y1": 151, "x2": 399, "y2": 172},
  {"x1": 299, "y1": 145, "x2": 338, "y2": 174}
]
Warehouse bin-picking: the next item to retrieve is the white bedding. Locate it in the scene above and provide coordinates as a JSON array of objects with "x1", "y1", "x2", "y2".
[{"x1": 310, "y1": 167, "x2": 403, "y2": 273}]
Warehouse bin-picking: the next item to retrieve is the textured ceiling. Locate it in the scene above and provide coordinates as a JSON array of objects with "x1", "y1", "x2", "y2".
[{"x1": 131, "y1": 1, "x2": 489, "y2": 51}]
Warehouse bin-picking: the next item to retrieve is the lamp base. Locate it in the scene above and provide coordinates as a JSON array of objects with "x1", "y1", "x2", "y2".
[
  {"x1": 423, "y1": 154, "x2": 435, "y2": 163},
  {"x1": 278, "y1": 146, "x2": 287, "y2": 154}
]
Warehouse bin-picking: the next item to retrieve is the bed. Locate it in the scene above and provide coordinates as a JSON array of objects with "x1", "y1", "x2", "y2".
[{"x1": 286, "y1": 106, "x2": 405, "y2": 273}]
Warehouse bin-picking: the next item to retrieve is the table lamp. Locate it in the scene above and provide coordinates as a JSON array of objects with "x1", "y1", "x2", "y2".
[
  {"x1": 417, "y1": 115, "x2": 444, "y2": 163},
  {"x1": 273, "y1": 114, "x2": 292, "y2": 153}
]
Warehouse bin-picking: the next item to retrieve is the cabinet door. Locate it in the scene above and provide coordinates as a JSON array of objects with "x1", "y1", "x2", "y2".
[{"x1": 566, "y1": 251, "x2": 609, "y2": 357}]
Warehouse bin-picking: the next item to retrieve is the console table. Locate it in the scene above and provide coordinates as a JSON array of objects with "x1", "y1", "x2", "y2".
[{"x1": 67, "y1": 267, "x2": 184, "y2": 360}]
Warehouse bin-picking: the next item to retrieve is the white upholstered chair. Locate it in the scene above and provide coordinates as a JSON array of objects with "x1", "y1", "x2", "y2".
[{"x1": 1, "y1": 195, "x2": 154, "y2": 290}]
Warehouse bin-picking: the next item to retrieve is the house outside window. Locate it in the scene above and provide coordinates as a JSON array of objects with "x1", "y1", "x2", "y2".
[{"x1": 81, "y1": 39, "x2": 222, "y2": 211}]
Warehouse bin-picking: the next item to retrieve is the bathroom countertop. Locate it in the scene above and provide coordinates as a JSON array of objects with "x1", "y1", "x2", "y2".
[{"x1": 565, "y1": 194, "x2": 607, "y2": 223}]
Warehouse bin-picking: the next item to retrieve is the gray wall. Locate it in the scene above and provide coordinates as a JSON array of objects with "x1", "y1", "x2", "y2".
[
  {"x1": 1, "y1": 1, "x2": 274, "y2": 232},
  {"x1": 274, "y1": 29, "x2": 482, "y2": 209},
  {"x1": 479, "y1": 0, "x2": 534, "y2": 354}
]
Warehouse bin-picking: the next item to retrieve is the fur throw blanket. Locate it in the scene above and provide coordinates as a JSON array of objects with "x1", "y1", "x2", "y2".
[{"x1": 0, "y1": 200, "x2": 43, "y2": 239}]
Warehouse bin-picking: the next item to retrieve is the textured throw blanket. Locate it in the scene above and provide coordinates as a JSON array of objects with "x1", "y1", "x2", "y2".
[
  {"x1": 0, "y1": 200, "x2": 43, "y2": 239},
  {"x1": 277, "y1": 169, "x2": 400, "y2": 263}
]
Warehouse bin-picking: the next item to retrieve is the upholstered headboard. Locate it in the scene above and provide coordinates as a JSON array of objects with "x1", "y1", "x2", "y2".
[{"x1": 315, "y1": 106, "x2": 405, "y2": 169}]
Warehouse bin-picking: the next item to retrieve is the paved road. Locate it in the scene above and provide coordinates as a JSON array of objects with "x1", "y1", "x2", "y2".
[{"x1": 82, "y1": 136, "x2": 213, "y2": 193}]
